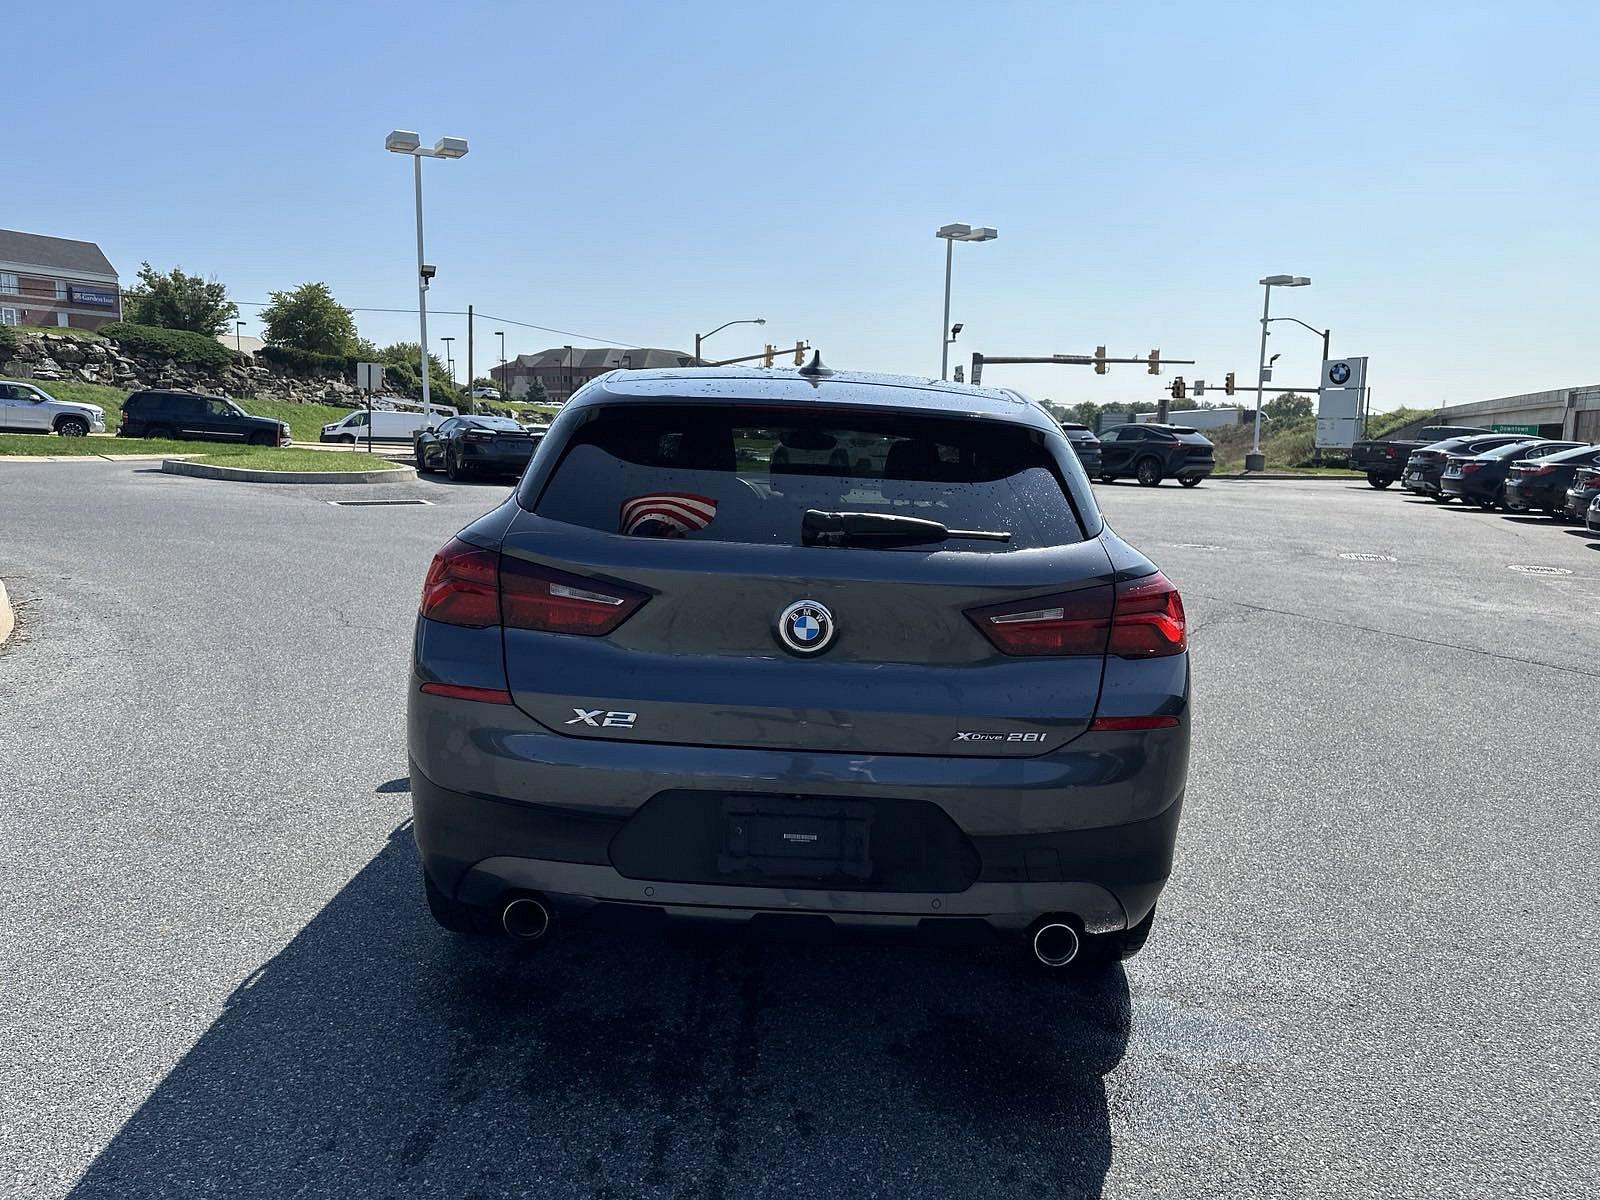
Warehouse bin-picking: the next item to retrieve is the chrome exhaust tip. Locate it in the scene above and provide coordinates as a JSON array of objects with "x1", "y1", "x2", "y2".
[
  {"x1": 1032, "y1": 921, "x2": 1081, "y2": 968},
  {"x1": 501, "y1": 896, "x2": 552, "y2": 942}
]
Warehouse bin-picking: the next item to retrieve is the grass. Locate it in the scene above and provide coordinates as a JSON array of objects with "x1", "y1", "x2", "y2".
[
  {"x1": 0, "y1": 432, "x2": 399, "y2": 472},
  {"x1": 501, "y1": 401, "x2": 559, "y2": 423},
  {"x1": 0, "y1": 433, "x2": 193, "y2": 457},
  {"x1": 186, "y1": 448, "x2": 401, "y2": 472},
  {"x1": 21, "y1": 326, "x2": 106, "y2": 341},
  {"x1": 1206, "y1": 408, "x2": 1438, "y2": 473}
]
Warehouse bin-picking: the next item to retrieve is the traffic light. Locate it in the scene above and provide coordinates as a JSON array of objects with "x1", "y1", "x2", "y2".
[
  {"x1": 1093, "y1": 345, "x2": 1107, "y2": 375},
  {"x1": 1147, "y1": 349, "x2": 1160, "y2": 376},
  {"x1": 762, "y1": 344, "x2": 775, "y2": 367},
  {"x1": 1170, "y1": 377, "x2": 1186, "y2": 401},
  {"x1": 793, "y1": 341, "x2": 805, "y2": 366},
  {"x1": 1224, "y1": 371, "x2": 1236, "y2": 396}
]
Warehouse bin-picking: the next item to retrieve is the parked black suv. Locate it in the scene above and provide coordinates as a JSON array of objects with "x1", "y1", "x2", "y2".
[
  {"x1": 1097, "y1": 423, "x2": 1214, "y2": 487},
  {"x1": 118, "y1": 390, "x2": 290, "y2": 445},
  {"x1": 1056, "y1": 421, "x2": 1102, "y2": 472}
]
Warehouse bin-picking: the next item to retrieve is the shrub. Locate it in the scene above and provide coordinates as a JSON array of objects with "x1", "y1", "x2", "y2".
[
  {"x1": 100, "y1": 321, "x2": 231, "y2": 368},
  {"x1": 258, "y1": 344, "x2": 352, "y2": 377},
  {"x1": 0, "y1": 325, "x2": 17, "y2": 360}
]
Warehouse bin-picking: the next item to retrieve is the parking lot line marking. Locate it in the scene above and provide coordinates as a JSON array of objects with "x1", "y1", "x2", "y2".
[{"x1": 325, "y1": 499, "x2": 435, "y2": 507}]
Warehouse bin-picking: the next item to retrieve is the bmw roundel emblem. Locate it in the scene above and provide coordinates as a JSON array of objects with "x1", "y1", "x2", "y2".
[
  {"x1": 1328, "y1": 362, "x2": 1351, "y2": 385},
  {"x1": 777, "y1": 600, "x2": 835, "y2": 655}
]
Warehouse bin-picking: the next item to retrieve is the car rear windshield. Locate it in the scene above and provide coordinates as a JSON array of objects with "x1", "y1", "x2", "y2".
[{"x1": 531, "y1": 403, "x2": 1085, "y2": 551}]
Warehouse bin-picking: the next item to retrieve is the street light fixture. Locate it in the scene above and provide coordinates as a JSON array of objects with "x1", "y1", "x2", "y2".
[
  {"x1": 234, "y1": 319, "x2": 246, "y2": 355},
  {"x1": 495, "y1": 330, "x2": 506, "y2": 397},
  {"x1": 695, "y1": 317, "x2": 765, "y2": 365},
  {"x1": 936, "y1": 224, "x2": 997, "y2": 380},
  {"x1": 440, "y1": 336, "x2": 455, "y2": 384},
  {"x1": 386, "y1": 129, "x2": 469, "y2": 427},
  {"x1": 1250, "y1": 274, "x2": 1310, "y2": 470}
]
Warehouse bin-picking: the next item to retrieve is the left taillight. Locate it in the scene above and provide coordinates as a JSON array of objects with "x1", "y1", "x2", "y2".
[
  {"x1": 501, "y1": 556, "x2": 648, "y2": 635},
  {"x1": 419, "y1": 538, "x2": 501, "y2": 627},
  {"x1": 419, "y1": 538, "x2": 648, "y2": 637}
]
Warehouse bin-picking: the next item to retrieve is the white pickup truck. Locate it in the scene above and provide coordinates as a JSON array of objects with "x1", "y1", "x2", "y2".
[{"x1": 0, "y1": 380, "x2": 107, "y2": 437}]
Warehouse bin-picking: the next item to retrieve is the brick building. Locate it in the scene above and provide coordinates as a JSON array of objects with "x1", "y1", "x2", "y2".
[
  {"x1": 0, "y1": 229, "x2": 122, "y2": 331},
  {"x1": 499, "y1": 346, "x2": 695, "y2": 403}
]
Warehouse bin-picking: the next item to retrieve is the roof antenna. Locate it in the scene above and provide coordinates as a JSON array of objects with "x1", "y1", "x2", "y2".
[{"x1": 797, "y1": 350, "x2": 832, "y2": 378}]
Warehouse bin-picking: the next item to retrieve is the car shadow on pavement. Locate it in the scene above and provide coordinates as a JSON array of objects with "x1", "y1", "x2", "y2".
[{"x1": 67, "y1": 823, "x2": 1130, "y2": 1200}]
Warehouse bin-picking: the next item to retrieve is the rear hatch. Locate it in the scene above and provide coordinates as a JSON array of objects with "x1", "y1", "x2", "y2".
[
  {"x1": 465, "y1": 422, "x2": 537, "y2": 455},
  {"x1": 499, "y1": 401, "x2": 1125, "y2": 758},
  {"x1": 1173, "y1": 428, "x2": 1214, "y2": 468}
]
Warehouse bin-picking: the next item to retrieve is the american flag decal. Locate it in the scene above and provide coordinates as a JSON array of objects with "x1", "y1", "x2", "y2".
[{"x1": 619, "y1": 492, "x2": 718, "y2": 537}]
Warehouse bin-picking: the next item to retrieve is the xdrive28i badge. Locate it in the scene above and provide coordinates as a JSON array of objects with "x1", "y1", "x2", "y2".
[{"x1": 776, "y1": 600, "x2": 835, "y2": 655}]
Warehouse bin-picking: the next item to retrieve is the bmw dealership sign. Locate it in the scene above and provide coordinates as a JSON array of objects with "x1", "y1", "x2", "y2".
[{"x1": 1317, "y1": 357, "x2": 1368, "y2": 449}]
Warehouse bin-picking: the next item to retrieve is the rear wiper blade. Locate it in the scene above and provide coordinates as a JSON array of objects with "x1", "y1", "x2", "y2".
[{"x1": 801, "y1": 509, "x2": 1012, "y2": 548}]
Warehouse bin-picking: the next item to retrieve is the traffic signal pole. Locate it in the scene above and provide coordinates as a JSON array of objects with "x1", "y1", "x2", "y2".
[{"x1": 969, "y1": 351, "x2": 1196, "y2": 386}]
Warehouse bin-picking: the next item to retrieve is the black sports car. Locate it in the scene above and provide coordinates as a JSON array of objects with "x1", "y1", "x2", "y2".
[{"x1": 415, "y1": 415, "x2": 542, "y2": 480}]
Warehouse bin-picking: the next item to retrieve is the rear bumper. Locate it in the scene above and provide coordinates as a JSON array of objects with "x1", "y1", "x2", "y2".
[
  {"x1": 1177, "y1": 462, "x2": 1214, "y2": 481},
  {"x1": 461, "y1": 448, "x2": 535, "y2": 472},
  {"x1": 1566, "y1": 488, "x2": 1600, "y2": 518},
  {"x1": 408, "y1": 685, "x2": 1188, "y2": 937},
  {"x1": 1505, "y1": 481, "x2": 1563, "y2": 510},
  {"x1": 1403, "y1": 469, "x2": 1441, "y2": 494},
  {"x1": 1440, "y1": 475, "x2": 1483, "y2": 499}
]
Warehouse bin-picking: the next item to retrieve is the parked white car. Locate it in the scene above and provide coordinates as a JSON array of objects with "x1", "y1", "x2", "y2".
[
  {"x1": 0, "y1": 381, "x2": 106, "y2": 436},
  {"x1": 319, "y1": 405, "x2": 458, "y2": 443},
  {"x1": 469, "y1": 385, "x2": 501, "y2": 400}
]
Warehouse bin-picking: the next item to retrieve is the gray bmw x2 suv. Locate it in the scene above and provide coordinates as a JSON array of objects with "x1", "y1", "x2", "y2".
[{"x1": 408, "y1": 363, "x2": 1190, "y2": 970}]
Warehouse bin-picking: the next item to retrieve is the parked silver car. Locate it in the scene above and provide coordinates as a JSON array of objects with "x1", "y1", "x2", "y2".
[{"x1": 0, "y1": 380, "x2": 106, "y2": 436}]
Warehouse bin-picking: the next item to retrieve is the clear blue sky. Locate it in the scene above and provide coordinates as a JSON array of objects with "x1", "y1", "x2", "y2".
[{"x1": 13, "y1": 0, "x2": 1597, "y2": 409}]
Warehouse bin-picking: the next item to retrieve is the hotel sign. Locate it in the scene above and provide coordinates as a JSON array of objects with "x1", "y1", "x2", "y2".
[{"x1": 68, "y1": 286, "x2": 118, "y2": 308}]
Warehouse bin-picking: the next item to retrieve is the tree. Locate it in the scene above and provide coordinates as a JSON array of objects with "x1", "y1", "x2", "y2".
[
  {"x1": 1264, "y1": 392, "x2": 1314, "y2": 425},
  {"x1": 260, "y1": 282, "x2": 357, "y2": 355},
  {"x1": 121, "y1": 262, "x2": 238, "y2": 334},
  {"x1": 379, "y1": 342, "x2": 452, "y2": 386}
]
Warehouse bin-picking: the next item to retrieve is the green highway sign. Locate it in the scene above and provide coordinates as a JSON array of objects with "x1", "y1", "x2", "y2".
[{"x1": 1491, "y1": 423, "x2": 1538, "y2": 434}]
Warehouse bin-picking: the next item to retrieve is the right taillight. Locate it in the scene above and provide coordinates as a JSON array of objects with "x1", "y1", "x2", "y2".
[
  {"x1": 420, "y1": 540, "x2": 648, "y2": 636},
  {"x1": 965, "y1": 585, "x2": 1113, "y2": 656},
  {"x1": 1107, "y1": 571, "x2": 1187, "y2": 658},
  {"x1": 966, "y1": 571, "x2": 1187, "y2": 658}
]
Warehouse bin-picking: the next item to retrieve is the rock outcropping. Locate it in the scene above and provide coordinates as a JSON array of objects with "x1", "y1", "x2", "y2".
[{"x1": 0, "y1": 332, "x2": 365, "y2": 407}]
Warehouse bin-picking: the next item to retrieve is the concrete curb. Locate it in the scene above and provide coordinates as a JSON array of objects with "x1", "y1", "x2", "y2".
[
  {"x1": 0, "y1": 579, "x2": 13, "y2": 647},
  {"x1": 1212, "y1": 473, "x2": 1365, "y2": 482},
  {"x1": 161, "y1": 459, "x2": 415, "y2": 485}
]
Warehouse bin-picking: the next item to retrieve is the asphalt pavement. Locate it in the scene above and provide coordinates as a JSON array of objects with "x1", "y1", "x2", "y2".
[{"x1": 1, "y1": 464, "x2": 1596, "y2": 1199}]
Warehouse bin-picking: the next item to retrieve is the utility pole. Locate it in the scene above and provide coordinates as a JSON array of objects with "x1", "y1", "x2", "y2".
[{"x1": 466, "y1": 304, "x2": 473, "y2": 402}]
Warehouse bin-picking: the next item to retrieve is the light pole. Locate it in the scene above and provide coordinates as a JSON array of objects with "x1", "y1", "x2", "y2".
[
  {"x1": 495, "y1": 330, "x2": 506, "y2": 396},
  {"x1": 1250, "y1": 274, "x2": 1310, "y2": 471},
  {"x1": 946, "y1": 321, "x2": 963, "y2": 363},
  {"x1": 440, "y1": 336, "x2": 455, "y2": 384},
  {"x1": 385, "y1": 130, "x2": 469, "y2": 428},
  {"x1": 1266, "y1": 316, "x2": 1330, "y2": 364},
  {"x1": 234, "y1": 319, "x2": 246, "y2": 355},
  {"x1": 695, "y1": 317, "x2": 765, "y2": 365},
  {"x1": 936, "y1": 223, "x2": 997, "y2": 380}
]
